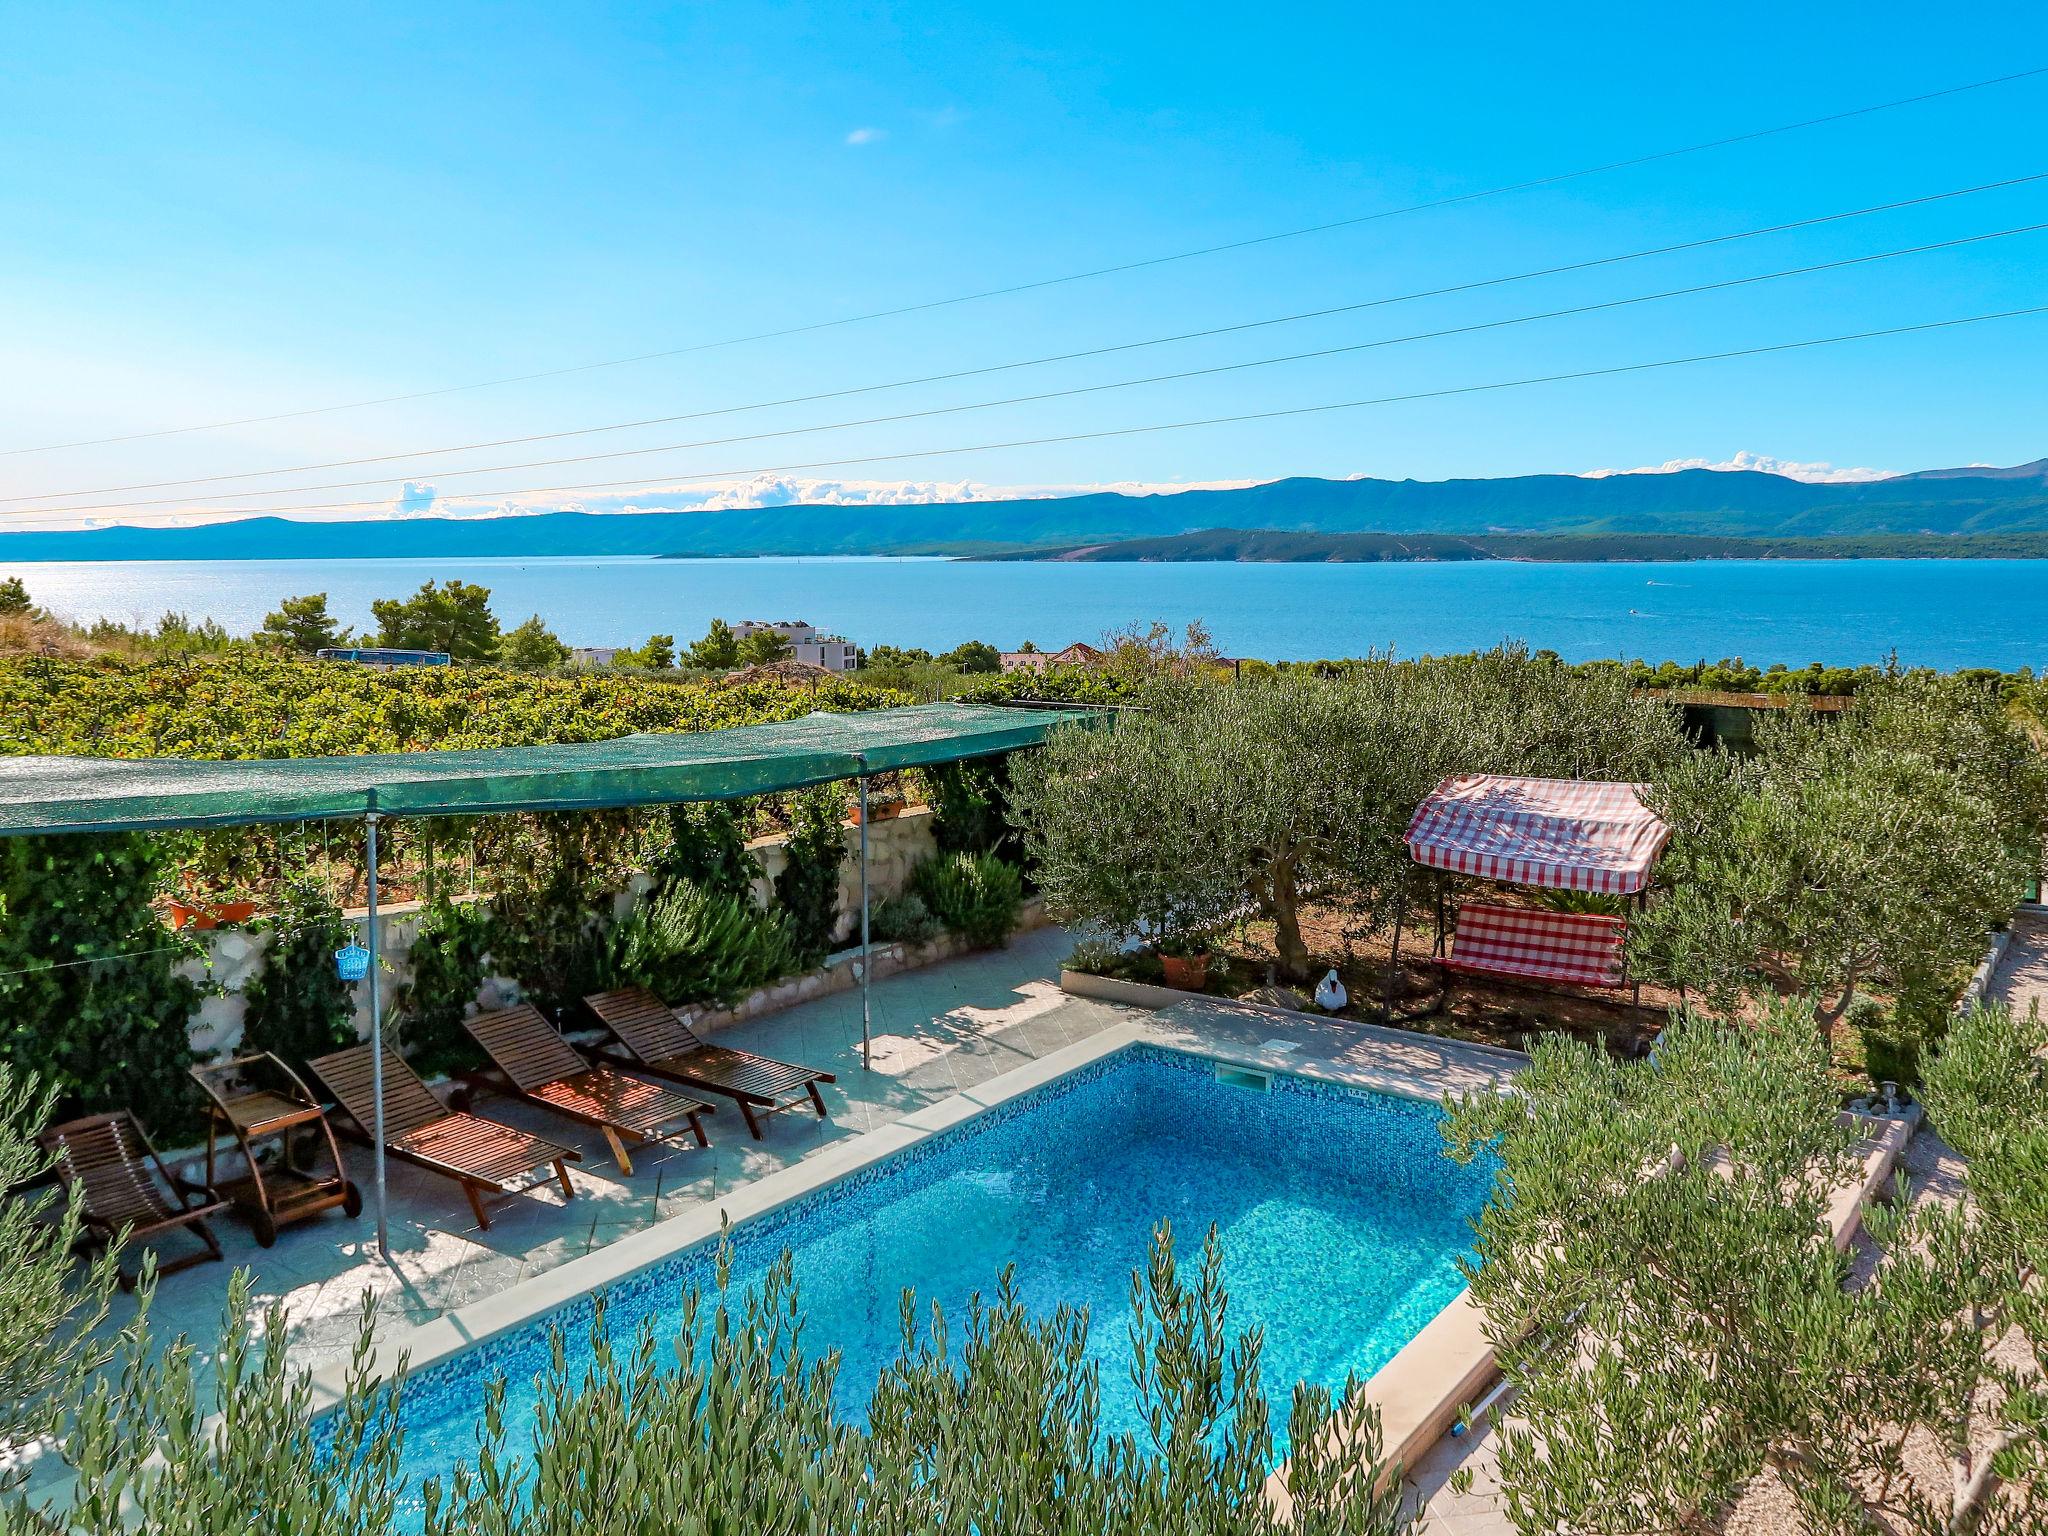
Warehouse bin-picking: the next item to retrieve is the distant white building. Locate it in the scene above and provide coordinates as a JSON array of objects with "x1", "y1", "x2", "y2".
[
  {"x1": 732, "y1": 619, "x2": 859, "y2": 672},
  {"x1": 570, "y1": 646, "x2": 618, "y2": 667},
  {"x1": 999, "y1": 641, "x2": 1106, "y2": 673}
]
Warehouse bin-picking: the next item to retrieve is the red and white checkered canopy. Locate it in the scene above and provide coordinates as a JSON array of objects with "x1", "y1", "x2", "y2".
[
  {"x1": 1403, "y1": 774, "x2": 1670, "y2": 895},
  {"x1": 1445, "y1": 903, "x2": 1630, "y2": 988}
]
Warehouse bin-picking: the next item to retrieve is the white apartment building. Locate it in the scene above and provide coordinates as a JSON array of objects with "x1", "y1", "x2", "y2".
[{"x1": 731, "y1": 619, "x2": 860, "y2": 672}]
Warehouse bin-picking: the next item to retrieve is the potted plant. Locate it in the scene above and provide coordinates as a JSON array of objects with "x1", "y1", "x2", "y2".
[
  {"x1": 167, "y1": 883, "x2": 261, "y2": 930},
  {"x1": 850, "y1": 782, "x2": 906, "y2": 825},
  {"x1": 1157, "y1": 928, "x2": 1214, "y2": 992}
]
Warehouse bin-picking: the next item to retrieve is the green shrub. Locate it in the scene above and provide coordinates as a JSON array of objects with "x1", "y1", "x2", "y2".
[
  {"x1": 0, "y1": 832, "x2": 203, "y2": 1136},
  {"x1": 1062, "y1": 935, "x2": 1122, "y2": 974},
  {"x1": 484, "y1": 866, "x2": 611, "y2": 1024},
  {"x1": 239, "y1": 877, "x2": 358, "y2": 1067},
  {"x1": 605, "y1": 881, "x2": 796, "y2": 1008},
  {"x1": 0, "y1": 1064, "x2": 122, "y2": 1485},
  {"x1": 26, "y1": 1229, "x2": 1411, "y2": 1536},
  {"x1": 926, "y1": 756, "x2": 1009, "y2": 857},
  {"x1": 1859, "y1": 1022, "x2": 1922, "y2": 1092},
  {"x1": 1850, "y1": 987, "x2": 1950, "y2": 1092},
  {"x1": 871, "y1": 892, "x2": 942, "y2": 946},
  {"x1": 911, "y1": 852, "x2": 1024, "y2": 950},
  {"x1": 773, "y1": 789, "x2": 845, "y2": 966},
  {"x1": 648, "y1": 801, "x2": 760, "y2": 904},
  {"x1": 395, "y1": 897, "x2": 491, "y2": 1075}
]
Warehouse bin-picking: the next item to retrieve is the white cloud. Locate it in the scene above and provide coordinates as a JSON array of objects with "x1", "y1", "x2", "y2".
[
  {"x1": 1582, "y1": 450, "x2": 1891, "y2": 484},
  {"x1": 436, "y1": 474, "x2": 1261, "y2": 518},
  {"x1": 6, "y1": 475, "x2": 1270, "y2": 532},
  {"x1": 844, "y1": 126, "x2": 886, "y2": 146}
]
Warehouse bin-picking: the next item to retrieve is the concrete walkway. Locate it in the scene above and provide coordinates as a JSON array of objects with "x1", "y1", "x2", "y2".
[{"x1": 1986, "y1": 907, "x2": 2048, "y2": 1019}]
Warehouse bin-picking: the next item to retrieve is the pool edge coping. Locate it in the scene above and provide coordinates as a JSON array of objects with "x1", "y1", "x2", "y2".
[{"x1": 306, "y1": 1019, "x2": 1153, "y2": 1407}]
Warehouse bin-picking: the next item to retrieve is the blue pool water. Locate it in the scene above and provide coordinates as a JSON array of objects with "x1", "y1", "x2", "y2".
[{"x1": 380, "y1": 1047, "x2": 1494, "y2": 1502}]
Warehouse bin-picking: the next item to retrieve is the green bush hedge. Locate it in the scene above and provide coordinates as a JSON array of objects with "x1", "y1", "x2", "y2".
[
  {"x1": 911, "y1": 853, "x2": 1024, "y2": 950},
  {"x1": 605, "y1": 880, "x2": 797, "y2": 1009}
]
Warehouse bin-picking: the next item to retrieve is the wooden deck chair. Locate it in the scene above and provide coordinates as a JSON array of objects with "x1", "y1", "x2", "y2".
[
  {"x1": 460, "y1": 1004, "x2": 714, "y2": 1175},
  {"x1": 39, "y1": 1111, "x2": 229, "y2": 1288},
  {"x1": 307, "y1": 1044, "x2": 579, "y2": 1231},
  {"x1": 582, "y1": 986, "x2": 835, "y2": 1140}
]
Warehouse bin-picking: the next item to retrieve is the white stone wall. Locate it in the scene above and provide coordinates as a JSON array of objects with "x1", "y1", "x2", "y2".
[{"x1": 186, "y1": 807, "x2": 942, "y2": 1060}]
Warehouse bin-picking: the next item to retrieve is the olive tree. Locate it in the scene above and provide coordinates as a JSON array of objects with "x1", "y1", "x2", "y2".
[
  {"x1": 0, "y1": 1066, "x2": 125, "y2": 1492},
  {"x1": 1011, "y1": 673, "x2": 1427, "y2": 975},
  {"x1": 1432, "y1": 646, "x2": 1686, "y2": 785},
  {"x1": 1011, "y1": 651, "x2": 1682, "y2": 978},
  {"x1": 1630, "y1": 674, "x2": 2046, "y2": 1035},
  {"x1": 1008, "y1": 694, "x2": 1250, "y2": 956},
  {"x1": 1442, "y1": 1001, "x2": 2045, "y2": 1536}
]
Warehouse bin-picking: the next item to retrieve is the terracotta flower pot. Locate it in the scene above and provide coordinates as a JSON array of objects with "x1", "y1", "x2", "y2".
[
  {"x1": 168, "y1": 898, "x2": 260, "y2": 931},
  {"x1": 1161, "y1": 951, "x2": 1211, "y2": 991}
]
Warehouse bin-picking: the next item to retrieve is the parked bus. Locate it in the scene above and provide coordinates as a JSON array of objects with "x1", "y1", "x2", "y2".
[{"x1": 315, "y1": 646, "x2": 453, "y2": 668}]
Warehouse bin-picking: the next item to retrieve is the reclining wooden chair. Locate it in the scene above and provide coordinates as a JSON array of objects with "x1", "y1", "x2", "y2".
[
  {"x1": 583, "y1": 985, "x2": 834, "y2": 1140},
  {"x1": 460, "y1": 1004, "x2": 714, "y2": 1174},
  {"x1": 39, "y1": 1111, "x2": 229, "y2": 1288},
  {"x1": 307, "y1": 1043, "x2": 579, "y2": 1231}
]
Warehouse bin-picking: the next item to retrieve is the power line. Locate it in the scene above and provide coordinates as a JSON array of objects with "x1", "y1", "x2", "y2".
[
  {"x1": 16, "y1": 219, "x2": 2043, "y2": 520},
  {"x1": 16, "y1": 171, "x2": 2045, "y2": 507},
  {"x1": 6, "y1": 64, "x2": 2045, "y2": 460},
  {"x1": 6, "y1": 303, "x2": 2040, "y2": 531}
]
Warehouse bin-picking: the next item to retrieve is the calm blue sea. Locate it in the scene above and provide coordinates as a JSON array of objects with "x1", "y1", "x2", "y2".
[
  {"x1": 376, "y1": 1049, "x2": 1490, "y2": 1514},
  {"x1": 6, "y1": 554, "x2": 2044, "y2": 669}
]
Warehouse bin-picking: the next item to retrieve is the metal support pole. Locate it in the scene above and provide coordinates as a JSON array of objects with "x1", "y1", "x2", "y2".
[
  {"x1": 365, "y1": 795, "x2": 389, "y2": 1261},
  {"x1": 856, "y1": 757, "x2": 872, "y2": 1072}
]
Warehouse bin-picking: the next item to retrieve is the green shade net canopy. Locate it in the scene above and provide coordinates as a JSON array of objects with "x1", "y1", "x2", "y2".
[{"x1": 0, "y1": 702, "x2": 1097, "y2": 835}]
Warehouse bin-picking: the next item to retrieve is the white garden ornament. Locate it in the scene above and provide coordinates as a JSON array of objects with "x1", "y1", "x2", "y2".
[{"x1": 1314, "y1": 968, "x2": 1348, "y2": 1012}]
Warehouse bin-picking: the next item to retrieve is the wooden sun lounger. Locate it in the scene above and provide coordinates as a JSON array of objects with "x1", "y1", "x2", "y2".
[
  {"x1": 459, "y1": 1004, "x2": 714, "y2": 1175},
  {"x1": 583, "y1": 986, "x2": 835, "y2": 1140},
  {"x1": 307, "y1": 1044, "x2": 580, "y2": 1231},
  {"x1": 39, "y1": 1111, "x2": 229, "y2": 1288}
]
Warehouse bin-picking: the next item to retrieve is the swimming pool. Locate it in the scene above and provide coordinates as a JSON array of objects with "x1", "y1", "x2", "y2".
[{"x1": 378, "y1": 1044, "x2": 1495, "y2": 1500}]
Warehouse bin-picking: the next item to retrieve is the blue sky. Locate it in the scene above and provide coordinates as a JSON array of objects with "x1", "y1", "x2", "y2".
[{"x1": 2, "y1": 2, "x2": 2046, "y2": 527}]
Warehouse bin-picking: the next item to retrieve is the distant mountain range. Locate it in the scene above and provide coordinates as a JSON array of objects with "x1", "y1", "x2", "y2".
[
  {"x1": 976, "y1": 527, "x2": 2048, "y2": 563},
  {"x1": 4, "y1": 459, "x2": 2045, "y2": 563}
]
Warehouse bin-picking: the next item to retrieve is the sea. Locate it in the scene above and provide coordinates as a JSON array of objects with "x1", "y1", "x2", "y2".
[{"x1": 5, "y1": 555, "x2": 2044, "y2": 670}]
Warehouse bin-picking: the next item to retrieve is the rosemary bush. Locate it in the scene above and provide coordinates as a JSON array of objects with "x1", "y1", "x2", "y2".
[
  {"x1": 910, "y1": 852, "x2": 1024, "y2": 950},
  {"x1": 604, "y1": 881, "x2": 797, "y2": 1009},
  {"x1": 0, "y1": 1066, "x2": 123, "y2": 1491},
  {"x1": 10, "y1": 1227, "x2": 1415, "y2": 1536}
]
